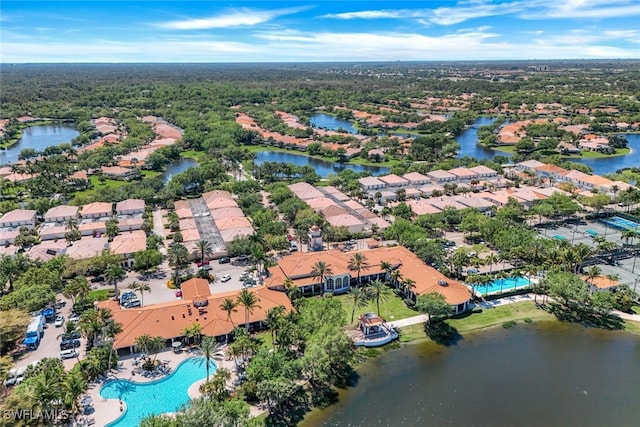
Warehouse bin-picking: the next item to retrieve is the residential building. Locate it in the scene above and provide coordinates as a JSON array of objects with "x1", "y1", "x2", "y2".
[
  {"x1": 115, "y1": 199, "x2": 145, "y2": 216},
  {"x1": 43, "y1": 205, "x2": 79, "y2": 223},
  {"x1": 81, "y1": 202, "x2": 113, "y2": 219},
  {"x1": 0, "y1": 209, "x2": 37, "y2": 228},
  {"x1": 378, "y1": 174, "x2": 408, "y2": 187},
  {"x1": 110, "y1": 230, "x2": 147, "y2": 268},
  {"x1": 402, "y1": 172, "x2": 430, "y2": 186},
  {"x1": 358, "y1": 176, "x2": 386, "y2": 191},
  {"x1": 426, "y1": 169, "x2": 456, "y2": 183}
]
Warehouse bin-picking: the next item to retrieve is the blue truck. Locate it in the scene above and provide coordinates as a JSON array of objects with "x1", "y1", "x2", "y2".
[
  {"x1": 23, "y1": 315, "x2": 45, "y2": 350},
  {"x1": 41, "y1": 307, "x2": 56, "y2": 322}
]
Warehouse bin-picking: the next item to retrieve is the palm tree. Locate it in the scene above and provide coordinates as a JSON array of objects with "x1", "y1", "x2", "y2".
[
  {"x1": 367, "y1": 280, "x2": 392, "y2": 316},
  {"x1": 182, "y1": 322, "x2": 203, "y2": 346},
  {"x1": 400, "y1": 277, "x2": 416, "y2": 299},
  {"x1": 348, "y1": 253, "x2": 369, "y2": 285},
  {"x1": 585, "y1": 265, "x2": 602, "y2": 286},
  {"x1": 105, "y1": 217, "x2": 119, "y2": 241},
  {"x1": 194, "y1": 240, "x2": 213, "y2": 268},
  {"x1": 65, "y1": 372, "x2": 88, "y2": 413},
  {"x1": 310, "y1": 261, "x2": 333, "y2": 295},
  {"x1": 236, "y1": 289, "x2": 261, "y2": 332},
  {"x1": 135, "y1": 334, "x2": 165, "y2": 363},
  {"x1": 606, "y1": 273, "x2": 620, "y2": 288},
  {"x1": 127, "y1": 281, "x2": 151, "y2": 306},
  {"x1": 104, "y1": 263, "x2": 125, "y2": 298},
  {"x1": 379, "y1": 261, "x2": 392, "y2": 281},
  {"x1": 283, "y1": 277, "x2": 302, "y2": 307},
  {"x1": 390, "y1": 269, "x2": 403, "y2": 289},
  {"x1": 168, "y1": 243, "x2": 190, "y2": 286},
  {"x1": 197, "y1": 336, "x2": 222, "y2": 382},
  {"x1": 103, "y1": 320, "x2": 122, "y2": 371},
  {"x1": 266, "y1": 305, "x2": 286, "y2": 344},
  {"x1": 219, "y1": 298, "x2": 238, "y2": 330},
  {"x1": 346, "y1": 287, "x2": 369, "y2": 324},
  {"x1": 62, "y1": 277, "x2": 90, "y2": 305}
]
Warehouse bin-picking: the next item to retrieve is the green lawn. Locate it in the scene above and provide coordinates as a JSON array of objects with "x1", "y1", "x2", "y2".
[
  {"x1": 88, "y1": 289, "x2": 111, "y2": 301},
  {"x1": 335, "y1": 291, "x2": 418, "y2": 327},
  {"x1": 397, "y1": 301, "x2": 640, "y2": 343},
  {"x1": 449, "y1": 301, "x2": 554, "y2": 333},
  {"x1": 561, "y1": 147, "x2": 630, "y2": 159},
  {"x1": 181, "y1": 150, "x2": 208, "y2": 162}
]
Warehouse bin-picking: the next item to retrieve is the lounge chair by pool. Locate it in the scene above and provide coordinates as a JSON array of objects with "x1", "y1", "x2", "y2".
[
  {"x1": 553, "y1": 234, "x2": 567, "y2": 241},
  {"x1": 586, "y1": 229, "x2": 598, "y2": 237}
]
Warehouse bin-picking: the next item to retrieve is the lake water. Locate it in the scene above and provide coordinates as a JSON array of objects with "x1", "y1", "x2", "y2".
[
  {"x1": 161, "y1": 158, "x2": 198, "y2": 183},
  {"x1": 254, "y1": 151, "x2": 389, "y2": 177},
  {"x1": 304, "y1": 322, "x2": 640, "y2": 427},
  {"x1": 456, "y1": 116, "x2": 500, "y2": 160},
  {"x1": 453, "y1": 118, "x2": 640, "y2": 175},
  {"x1": 310, "y1": 114, "x2": 358, "y2": 134},
  {"x1": 0, "y1": 123, "x2": 79, "y2": 164}
]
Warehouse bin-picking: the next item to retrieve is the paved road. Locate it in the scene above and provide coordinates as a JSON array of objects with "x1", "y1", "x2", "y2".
[
  {"x1": 152, "y1": 209, "x2": 167, "y2": 255},
  {"x1": 15, "y1": 296, "x2": 85, "y2": 371}
]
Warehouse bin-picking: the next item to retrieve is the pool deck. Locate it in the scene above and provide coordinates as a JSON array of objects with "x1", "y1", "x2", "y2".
[{"x1": 87, "y1": 347, "x2": 239, "y2": 426}]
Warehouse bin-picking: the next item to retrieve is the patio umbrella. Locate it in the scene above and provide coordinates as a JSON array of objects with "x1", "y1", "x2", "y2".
[
  {"x1": 172, "y1": 341, "x2": 182, "y2": 349},
  {"x1": 81, "y1": 396, "x2": 93, "y2": 406}
]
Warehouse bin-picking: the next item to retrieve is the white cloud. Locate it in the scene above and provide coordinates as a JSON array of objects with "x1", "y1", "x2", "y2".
[
  {"x1": 155, "y1": 7, "x2": 308, "y2": 30},
  {"x1": 2, "y1": 25, "x2": 638, "y2": 62},
  {"x1": 523, "y1": 0, "x2": 640, "y2": 19},
  {"x1": 323, "y1": 3, "x2": 525, "y2": 25}
]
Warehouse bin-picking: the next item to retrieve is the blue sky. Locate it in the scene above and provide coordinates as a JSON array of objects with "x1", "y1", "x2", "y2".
[{"x1": 1, "y1": 1, "x2": 639, "y2": 62}]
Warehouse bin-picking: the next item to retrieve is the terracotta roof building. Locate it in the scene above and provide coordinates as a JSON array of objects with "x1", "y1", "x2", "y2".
[
  {"x1": 266, "y1": 246, "x2": 471, "y2": 313},
  {"x1": 99, "y1": 280, "x2": 293, "y2": 353}
]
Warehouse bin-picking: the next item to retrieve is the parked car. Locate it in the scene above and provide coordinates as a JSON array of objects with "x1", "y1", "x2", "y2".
[
  {"x1": 3, "y1": 368, "x2": 18, "y2": 387},
  {"x1": 54, "y1": 299, "x2": 66, "y2": 309},
  {"x1": 15, "y1": 366, "x2": 26, "y2": 385},
  {"x1": 60, "y1": 349, "x2": 79, "y2": 360},
  {"x1": 62, "y1": 332, "x2": 80, "y2": 341},
  {"x1": 68, "y1": 313, "x2": 80, "y2": 323},
  {"x1": 42, "y1": 307, "x2": 56, "y2": 322},
  {"x1": 287, "y1": 234, "x2": 294, "y2": 241},
  {"x1": 218, "y1": 257, "x2": 231, "y2": 264},
  {"x1": 197, "y1": 260, "x2": 210, "y2": 267},
  {"x1": 175, "y1": 290, "x2": 183, "y2": 298},
  {"x1": 54, "y1": 315, "x2": 64, "y2": 328},
  {"x1": 221, "y1": 274, "x2": 232, "y2": 282},
  {"x1": 90, "y1": 276, "x2": 105, "y2": 283},
  {"x1": 60, "y1": 339, "x2": 81, "y2": 350},
  {"x1": 123, "y1": 298, "x2": 141, "y2": 308}
]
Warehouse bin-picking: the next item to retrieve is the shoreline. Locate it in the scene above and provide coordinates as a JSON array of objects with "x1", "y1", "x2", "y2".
[{"x1": 300, "y1": 300, "x2": 640, "y2": 425}]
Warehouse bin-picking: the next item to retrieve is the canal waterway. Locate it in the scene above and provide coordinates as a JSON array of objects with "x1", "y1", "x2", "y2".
[
  {"x1": 0, "y1": 123, "x2": 79, "y2": 164},
  {"x1": 303, "y1": 322, "x2": 640, "y2": 427}
]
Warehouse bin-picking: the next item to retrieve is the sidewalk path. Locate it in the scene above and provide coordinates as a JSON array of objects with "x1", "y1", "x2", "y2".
[{"x1": 386, "y1": 293, "x2": 640, "y2": 329}]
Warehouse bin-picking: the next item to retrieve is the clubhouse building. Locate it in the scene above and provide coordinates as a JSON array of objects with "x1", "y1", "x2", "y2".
[{"x1": 265, "y1": 246, "x2": 472, "y2": 314}]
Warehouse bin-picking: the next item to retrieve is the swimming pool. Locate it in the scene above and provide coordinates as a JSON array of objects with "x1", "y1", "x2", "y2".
[
  {"x1": 603, "y1": 216, "x2": 640, "y2": 231},
  {"x1": 100, "y1": 357, "x2": 216, "y2": 426},
  {"x1": 481, "y1": 276, "x2": 532, "y2": 295}
]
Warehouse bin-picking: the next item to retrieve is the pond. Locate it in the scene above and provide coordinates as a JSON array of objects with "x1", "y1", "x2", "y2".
[
  {"x1": 310, "y1": 113, "x2": 358, "y2": 134},
  {"x1": 0, "y1": 123, "x2": 79, "y2": 164},
  {"x1": 303, "y1": 322, "x2": 640, "y2": 427},
  {"x1": 254, "y1": 150, "x2": 389, "y2": 178},
  {"x1": 161, "y1": 158, "x2": 198, "y2": 183}
]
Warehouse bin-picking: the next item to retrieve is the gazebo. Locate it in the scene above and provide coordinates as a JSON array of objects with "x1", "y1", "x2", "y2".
[{"x1": 354, "y1": 312, "x2": 398, "y2": 347}]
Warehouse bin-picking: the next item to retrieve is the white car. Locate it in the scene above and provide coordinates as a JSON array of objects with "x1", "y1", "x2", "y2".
[
  {"x1": 54, "y1": 315, "x2": 64, "y2": 327},
  {"x1": 221, "y1": 274, "x2": 232, "y2": 282},
  {"x1": 60, "y1": 349, "x2": 78, "y2": 360},
  {"x1": 68, "y1": 313, "x2": 80, "y2": 323}
]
